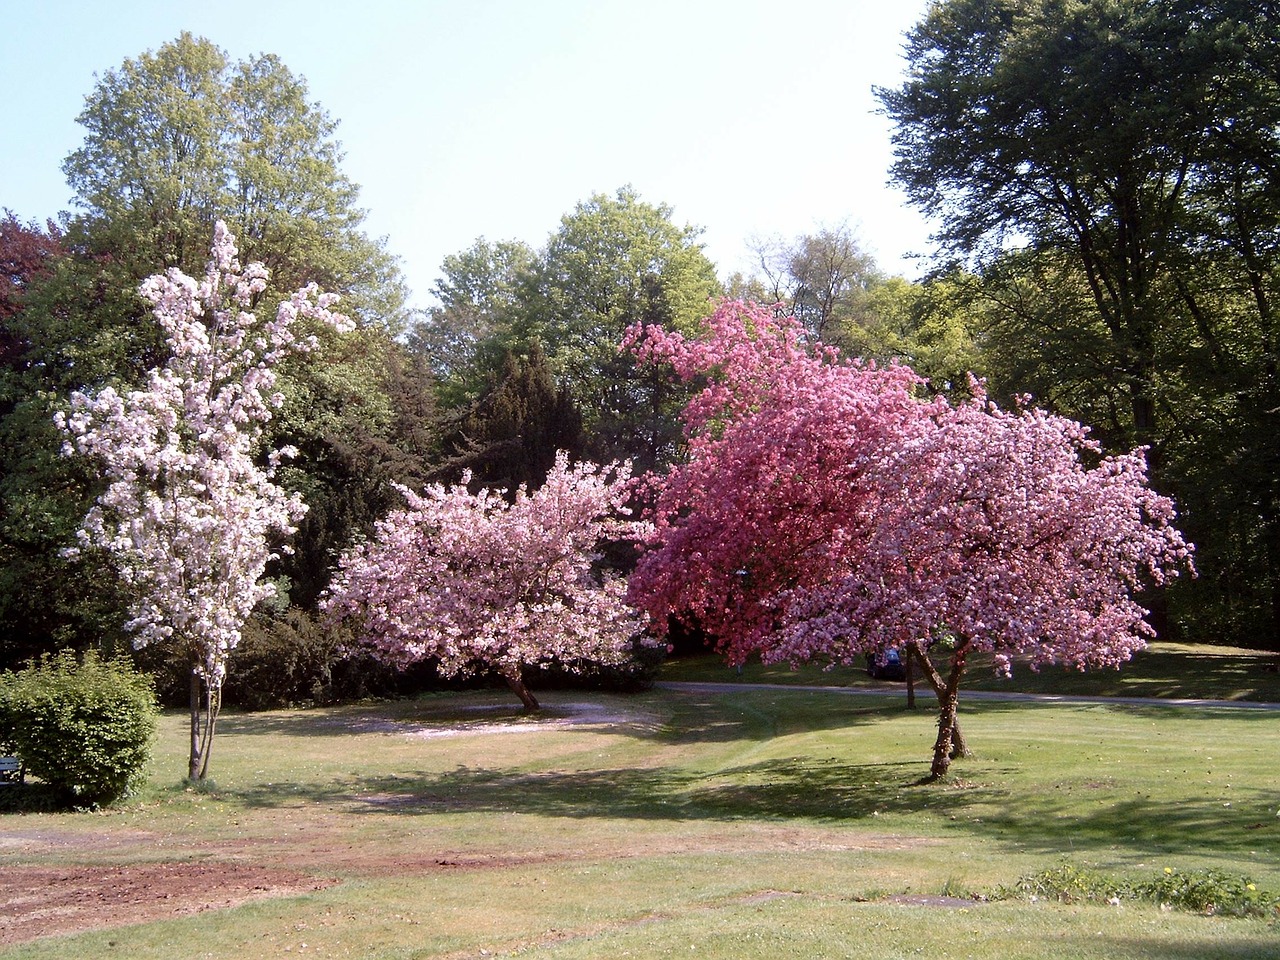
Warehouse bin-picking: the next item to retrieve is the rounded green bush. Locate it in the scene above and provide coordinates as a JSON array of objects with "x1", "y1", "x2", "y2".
[{"x1": 0, "y1": 649, "x2": 158, "y2": 806}]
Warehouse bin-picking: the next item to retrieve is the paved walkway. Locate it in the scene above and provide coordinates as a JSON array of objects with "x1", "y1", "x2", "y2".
[{"x1": 655, "y1": 680, "x2": 1280, "y2": 711}]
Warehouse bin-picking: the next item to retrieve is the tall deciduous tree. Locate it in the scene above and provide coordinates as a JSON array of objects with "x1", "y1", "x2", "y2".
[
  {"x1": 750, "y1": 222, "x2": 883, "y2": 344},
  {"x1": 879, "y1": 0, "x2": 1254, "y2": 445},
  {"x1": 322, "y1": 453, "x2": 646, "y2": 711},
  {"x1": 626, "y1": 301, "x2": 1192, "y2": 778},
  {"x1": 56, "y1": 223, "x2": 352, "y2": 780},
  {"x1": 412, "y1": 238, "x2": 536, "y2": 406},
  {"x1": 514, "y1": 186, "x2": 721, "y2": 471},
  {"x1": 63, "y1": 31, "x2": 406, "y2": 327},
  {"x1": 879, "y1": 0, "x2": 1280, "y2": 646}
]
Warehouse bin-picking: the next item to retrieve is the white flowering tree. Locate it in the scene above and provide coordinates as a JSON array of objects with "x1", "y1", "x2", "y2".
[{"x1": 56, "y1": 222, "x2": 352, "y2": 780}]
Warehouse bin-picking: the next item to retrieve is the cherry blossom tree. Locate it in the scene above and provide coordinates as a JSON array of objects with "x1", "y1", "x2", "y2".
[
  {"x1": 626, "y1": 300, "x2": 1194, "y2": 778},
  {"x1": 322, "y1": 453, "x2": 647, "y2": 711},
  {"x1": 56, "y1": 222, "x2": 352, "y2": 780}
]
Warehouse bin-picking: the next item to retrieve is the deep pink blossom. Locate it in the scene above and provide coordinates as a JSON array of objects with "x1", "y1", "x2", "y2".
[{"x1": 627, "y1": 300, "x2": 1193, "y2": 777}]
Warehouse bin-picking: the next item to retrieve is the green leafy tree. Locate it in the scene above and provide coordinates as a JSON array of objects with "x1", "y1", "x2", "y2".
[
  {"x1": 851, "y1": 275, "x2": 988, "y2": 397},
  {"x1": 270, "y1": 329, "x2": 440, "y2": 610},
  {"x1": 880, "y1": 0, "x2": 1280, "y2": 644},
  {"x1": 412, "y1": 238, "x2": 536, "y2": 406},
  {"x1": 749, "y1": 222, "x2": 883, "y2": 345},
  {"x1": 514, "y1": 186, "x2": 722, "y2": 470},
  {"x1": 63, "y1": 32, "x2": 406, "y2": 328},
  {"x1": 879, "y1": 0, "x2": 1249, "y2": 445}
]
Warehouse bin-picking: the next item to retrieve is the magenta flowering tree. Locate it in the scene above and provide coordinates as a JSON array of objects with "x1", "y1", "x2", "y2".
[
  {"x1": 56, "y1": 222, "x2": 352, "y2": 780},
  {"x1": 626, "y1": 300, "x2": 1194, "y2": 778},
  {"x1": 322, "y1": 453, "x2": 648, "y2": 711}
]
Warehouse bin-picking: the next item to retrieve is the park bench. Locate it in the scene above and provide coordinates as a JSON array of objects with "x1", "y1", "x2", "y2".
[{"x1": 0, "y1": 755, "x2": 24, "y2": 785}]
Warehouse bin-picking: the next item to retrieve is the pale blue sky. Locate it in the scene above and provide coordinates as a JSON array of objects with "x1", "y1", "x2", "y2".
[{"x1": 2, "y1": 0, "x2": 935, "y2": 310}]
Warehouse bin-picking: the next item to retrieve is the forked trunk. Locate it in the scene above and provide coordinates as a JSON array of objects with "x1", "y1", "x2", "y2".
[
  {"x1": 905, "y1": 638, "x2": 971, "y2": 780},
  {"x1": 188, "y1": 672, "x2": 202, "y2": 781},
  {"x1": 503, "y1": 668, "x2": 540, "y2": 712},
  {"x1": 188, "y1": 669, "x2": 222, "y2": 781}
]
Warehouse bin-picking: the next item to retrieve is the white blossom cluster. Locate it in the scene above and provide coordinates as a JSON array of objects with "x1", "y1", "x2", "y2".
[{"x1": 56, "y1": 223, "x2": 351, "y2": 685}]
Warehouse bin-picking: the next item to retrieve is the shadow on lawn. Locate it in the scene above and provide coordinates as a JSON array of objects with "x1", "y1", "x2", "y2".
[
  {"x1": 212, "y1": 688, "x2": 917, "y2": 744},
  {"x1": 978, "y1": 786, "x2": 1278, "y2": 857},
  {"x1": 1094, "y1": 935, "x2": 1280, "y2": 960},
  {"x1": 963, "y1": 645, "x2": 1280, "y2": 702},
  {"x1": 656, "y1": 690, "x2": 915, "y2": 743},
  {"x1": 225, "y1": 755, "x2": 982, "y2": 823}
]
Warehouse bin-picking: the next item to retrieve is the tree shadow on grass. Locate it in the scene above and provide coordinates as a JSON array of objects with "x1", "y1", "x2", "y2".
[
  {"x1": 964, "y1": 644, "x2": 1280, "y2": 703},
  {"x1": 654, "y1": 690, "x2": 915, "y2": 744},
  {"x1": 977, "y1": 787, "x2": 1278, "y2": 858},
  {"x1": 1092, "y1": 935, "x2": 1280, "y2": 960},
  {"x1": 225, "y1": 755, "x2": 988, "y2": 824},
  {"x1": 211, "y1": 688, "x2": 917, "y2": 744}
]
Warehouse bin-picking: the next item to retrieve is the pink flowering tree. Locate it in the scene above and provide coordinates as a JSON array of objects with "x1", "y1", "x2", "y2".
[
  {"x1": 56, "y1": 222, "x2": 352, "y2": 780},
  {"x1": 322, "y1": 453, "x2": 648, "y2": 711},
  {"x1": 626, "y1": 300, "x2": 1194, "y2": 779}
]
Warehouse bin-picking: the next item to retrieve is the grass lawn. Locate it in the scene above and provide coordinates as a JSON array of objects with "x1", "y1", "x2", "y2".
[
  {"x1": 659, "y1": 641, "x2": 1280, "y2": 703},
  {"x1": 1, "y1": 653, "x2": 1277, "y2": 958}
]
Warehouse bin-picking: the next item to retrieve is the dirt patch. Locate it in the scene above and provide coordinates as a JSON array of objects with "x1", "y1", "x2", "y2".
[
  {"x1": 0, "y1": 861, "x2": 337, "y2": 946},
  {"x1": 0, "y1": 825, "x2": 938, "y2": 945},
  {"x1": 0, "y1": 827, "x2": 159, "y2": 852}
]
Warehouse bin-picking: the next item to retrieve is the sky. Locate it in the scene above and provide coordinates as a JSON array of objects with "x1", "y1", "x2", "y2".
[{"x1": 2, "y1": 0, "x2": 936, "y2": 312}]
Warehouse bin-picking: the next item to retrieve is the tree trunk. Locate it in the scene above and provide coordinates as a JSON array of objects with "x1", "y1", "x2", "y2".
[
  {"x1": 906, "y1": 639, "x2": 971, "y2": 780},
  {"x1": 950, "y1": 715, "x2": 969, "y2": 760},
  {"x1": 904, "y1": 645, "x2": 917, "y2": 709},
  {"x1": 503, "y1": 669, "x2": 540, "y2": 712},
  {"x1": 187, "y1": 669, "x2": 222, "y2": 781},
  {"x1": 197, "y1": 679, "x2": 221, "y2": 780},
  {"x1": 932, "y1": 688, "x2": 961, "y2": 777},
  {"x1": 188, "y1": 672, "x2": 202, "y2": 781}
]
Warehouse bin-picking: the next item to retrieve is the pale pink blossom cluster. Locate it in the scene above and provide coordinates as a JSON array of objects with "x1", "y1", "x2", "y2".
[
  {"x1": 321, "y1": 453, "x2": 649, "y2": 687},
  {"x1": 56, "y1": 222, "x2": 352, "y2": 687},
  {"x1": 626, "y1": 299, "x2": 1194, "y2": 675}
]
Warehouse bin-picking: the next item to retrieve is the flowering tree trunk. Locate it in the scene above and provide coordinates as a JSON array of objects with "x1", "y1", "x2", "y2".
[
  {"x1": 189, "y1": 672, "x2": 222, "y2": 781},
  {"x1": 906, "y1": 639, "x2": 971, "y2": 780},
  {"x1": 502, "y1": 668, "x2": 541, "y2": 713}
]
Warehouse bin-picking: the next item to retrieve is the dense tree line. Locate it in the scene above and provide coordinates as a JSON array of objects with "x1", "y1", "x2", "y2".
[
  {"x1": 3, "y1": 1, "x2": 1276, "y2": 714},
  {"x1": 0, "y1": 35, "x2": 430, "y2": 682},
  {"x1": 0, "y1": 36, "x2": 726, "y2": 700}
]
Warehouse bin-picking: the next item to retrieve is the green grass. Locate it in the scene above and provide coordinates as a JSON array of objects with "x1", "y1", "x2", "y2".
[
  {"x1": 659, "y1": 641, "x2": 1280, "y2": 703},
  {"x1": 2, "y1": 676, "x2": 1277, "y2": 959}
]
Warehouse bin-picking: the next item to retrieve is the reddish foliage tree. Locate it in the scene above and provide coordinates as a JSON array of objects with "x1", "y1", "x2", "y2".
[
  {"x1": 0, "y1": 212, "x2": 64, "y2": 370},
  {"x1": 626, "y1": 300, "x2": 1194, "y2": 778}
]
